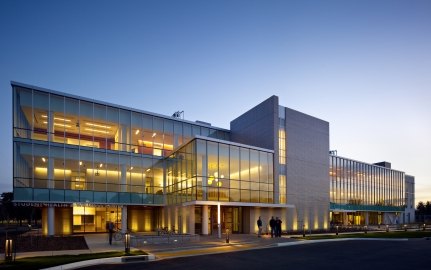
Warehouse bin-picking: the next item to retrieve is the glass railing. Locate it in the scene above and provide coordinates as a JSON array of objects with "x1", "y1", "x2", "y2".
[{"x1": 13, "y1": 187, "x2": 164, "y2": 205}]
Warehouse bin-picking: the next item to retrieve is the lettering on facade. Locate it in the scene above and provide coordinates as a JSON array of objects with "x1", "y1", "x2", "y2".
[
  {"x1": 13, "y1": 202, "x2": 72, "y2": 208},
  {"x1": 13, "y1": 202, "x2": 124, "y2": 208}
]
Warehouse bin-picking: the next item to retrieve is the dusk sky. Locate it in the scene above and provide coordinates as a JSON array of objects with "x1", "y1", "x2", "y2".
[{"x1": 0, "y1": 0, "x2": 430, "y2": 204}]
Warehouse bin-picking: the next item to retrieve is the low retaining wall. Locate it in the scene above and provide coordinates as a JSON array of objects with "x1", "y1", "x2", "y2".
[{"x1": 131, "y1": 234, "x2": 200, "y2": 246}]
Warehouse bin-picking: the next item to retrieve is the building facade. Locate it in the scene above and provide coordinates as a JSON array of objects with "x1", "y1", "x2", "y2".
[
  {"x1": 329, "y1": 156, "x2": 414, "y2": 226},
  {"x1": 12, "y1": 82, "x2": 414, "y2": 235}
]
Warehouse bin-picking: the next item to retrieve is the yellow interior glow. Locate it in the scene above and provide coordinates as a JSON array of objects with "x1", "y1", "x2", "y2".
[
  {"x1": 84, "y1": 128, "x2": 110, "y2": 134},
  {"x1": 43, "y1": 121, "x2": 72, "y2": 128},
  {"x1": 41, "y1": 115, "x2": 72, "y2": 122},
  {"x1": 85, "y1": 122, "x2": 111, "y2": 129}
]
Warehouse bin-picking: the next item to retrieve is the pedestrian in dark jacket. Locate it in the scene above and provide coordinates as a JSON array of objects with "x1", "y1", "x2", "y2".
[
  {"x1": 108, "y1": 221, "x2": 115, "y2": 245},
  {"x1": 257, "y1": 216, "x2": 263, "y2": 237},
  {"x1": 269, "y1": 216, "x2": 276, "y2": 238},
  {"x1": 275, "y1": 217, "x2": 282, "y2": 237}
]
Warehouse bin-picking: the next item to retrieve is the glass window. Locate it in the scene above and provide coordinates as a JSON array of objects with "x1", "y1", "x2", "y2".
[
  {"x1": 106, "y1": 106, "x2": 119, "y2": 151},
  {"x1": 106, "y1": 152, "x2": 119, "y2": 192},
  {"x1": 79, "y1": 101, "x2": 94, "y2": 148},
  {"x1": 174, "y1": 122, "x2": 183, "y2": 148},
  {"x1": 153, "y1": 159, "x2": 164, "y2": 195},
  {"x1": 142, "y1": 157, "x2": 153, "y2": 193},
  {"x1": 131, "y1": 112, "x2": 143, "y2": 153},
  {"x1": 192, "y1": 125, "x2": 200, "y2": 137},
  {"x1": 250, "y1": 150, "x2": 259, "y2": 182},
  {"x1": 51, "y1": 94, "x2": 66, "y2": 144},
  {"x1": 207, "y1": 141, "x2": 218, "y2": 183},
  {"x1": 94, "y1": 151, "x2": 107, "y2": 192},
  {"x1": 259, "y1": 152, "x2": 269, "y2": 183},
  {"x1": 93, "y1": 104, "x2": 107, "y2": 150},
  {"x1": 65, "y1": 148, "x2": 81, "y2": 191},
  {"x1": 240, "y1": 148, "x2": 249, "y2": 181},
  {"x1": 229, "y1": 146, "x2": 240, "y2": 180},
  {"x1": 219, "y1": 144, "x2": 229, "y2": 182},
  {"x1": 183, "y1": 123, "x2": 192, "y2": 142},
  {"x1": 119, "y1": 154, "x2": 130, "y2": 192},
  {"x1": 80, "y1": 149, "x2": 94, "y2": 190},
  {"x1": 13, "y1": 87, "x2": 33, "y2": 139},
  {"x1": 14, "y1": 142, "x2": 33, "y2": 187},
  {"x1": 33, "y1": 90, "x2": 49, "y2": 141},
  {"x1": 51, "y1": 145, "x2": 65, "y2": 189},
  {"x1": 196, "y1": 139, "x2": 206, "y2": 177},
  {"x1": 201, "y1": 127, "x2": 209, "y2": 137},
  {"x1": 153, "y1": 117, "x2": 163, "y2": 156},
  {"x1": 163, "y1": 119, "x2": 174, "y2": 156},
  {"x1": 64, "y1": 98, "x2": 80, "y2": 147},
  {"x1": 119, "y1": 109, "x2": 131, "y2": 152}
]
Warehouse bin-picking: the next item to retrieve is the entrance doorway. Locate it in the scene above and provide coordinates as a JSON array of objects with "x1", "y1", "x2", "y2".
[{"x1": 206, "y1": 206, "x2": 243, "y2": 234}]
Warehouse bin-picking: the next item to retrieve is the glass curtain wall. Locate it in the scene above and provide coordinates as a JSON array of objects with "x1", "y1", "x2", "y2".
[
  {"x1": 166, "y1": 138, "x2": 274, "y2": 204},
  {"x1": 329, "y1": 155, "x2": 405, "y2": 211},
  {"x1": 13, "y1": 85, "x2": 230, "y2": 203}
]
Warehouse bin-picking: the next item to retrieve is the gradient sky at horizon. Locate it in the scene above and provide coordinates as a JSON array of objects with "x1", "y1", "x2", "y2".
[{"x1": 1, "y1": 0, "x2": 430, "y2": 204}]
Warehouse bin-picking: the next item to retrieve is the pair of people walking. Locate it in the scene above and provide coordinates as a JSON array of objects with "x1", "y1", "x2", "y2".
[{"x1": 269, "y1": 216, "x2": 282, "y2": 237}]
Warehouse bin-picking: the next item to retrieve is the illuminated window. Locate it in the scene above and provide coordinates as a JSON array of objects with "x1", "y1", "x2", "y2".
[{"x1": 278, "y1": 128, "x2": 286, "y2": 165}]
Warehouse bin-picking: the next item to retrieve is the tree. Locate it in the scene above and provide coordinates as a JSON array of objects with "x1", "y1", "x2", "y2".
[
  {"x1": 417, "y1": 201, "x2": 426, "y2": 215},
  {"x1": 0, "y1": 192, "x2": 14, "y2": 225},
  {"x1": 426, "y1": 201, "x2": 431, "y2": 215}
]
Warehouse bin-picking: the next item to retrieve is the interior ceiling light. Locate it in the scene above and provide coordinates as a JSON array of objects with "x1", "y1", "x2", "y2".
[
  {"x1": 42, "y1": 157, "x2": 46, "y2": 162},
  {"x1": 79, "y1": 161, "x2": 83, "y2": 166},
  {"x1": 99, "y1": 163, "x2": 103, "y2": 168},
  {"x1": 41, "y1": 115, "x2": 72, "y2": 122},
  {"x1": 152, "y1": 133, "x2": 157, "y2": 137},
  {"x1": 85, "y1": 122, "x2": 111, "y2": 129},
  {"x1": 135, "y1": 129, "x2": 140, "y2": 135},
  {"x1": 130, "y1": 166, "x2": 134, "y2": 170},
  {"x1": 84, "y1": 128, "x2": 110, "y2": 134},
  {"x1": 146, "y1": 168, "x2": 151, "y2": 172},
  {"x1": 42, "y1": 121, "x2": 72, "y2": 128}
]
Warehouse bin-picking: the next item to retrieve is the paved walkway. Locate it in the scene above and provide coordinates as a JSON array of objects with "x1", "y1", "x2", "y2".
[{"x1": 14, "y1": 232, "x2": 298, "y2": 260}]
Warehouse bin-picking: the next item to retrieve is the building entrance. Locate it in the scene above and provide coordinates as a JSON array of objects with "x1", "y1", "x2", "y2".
[{"x1": 207, "y1": 206, "x2": 243, "y2": 234}]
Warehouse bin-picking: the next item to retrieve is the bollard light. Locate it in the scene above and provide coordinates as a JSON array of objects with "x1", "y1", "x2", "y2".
[
  {"x1": 336, "y1": 225, "x2": 339, "y2": 236},
  {"x1": 386, "y1": 225, "x2": 389, "y2": 232},
  {"x1": 226, "y1": 229, "x2": 230, "y2": 243},
  {"x1": 124, "y1": 232, "x2": 130, "y2": 254},
  {"x1": 302, "y1": 224, "x2": 306, "y2": 237},
  {"x1": 404, "y1": 224, "x2": 407, "y2": 232},
  {"x1": 423, "y1": 224, "x2": 426, "y2": 231},
  {"x1": 364, "y1": 225, "x2": 368, "y2": 234},
  {"x1": 5, "y1": 238, "x2": 13, "y2": 262}
]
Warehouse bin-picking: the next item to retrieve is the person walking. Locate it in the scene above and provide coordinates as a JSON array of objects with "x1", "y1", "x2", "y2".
[
  {"x1": 257, "y1": 216, "x2": 263, "y2": 237},
  {"x1": 108, "y1": 221, "x2": 115, "y2": 245},
  {"x1": 269, "y1": 216, "x2": 276, "y2": 238},
  {"x1": 275, "y1": 217, "x2": 282, "y2": 237}
]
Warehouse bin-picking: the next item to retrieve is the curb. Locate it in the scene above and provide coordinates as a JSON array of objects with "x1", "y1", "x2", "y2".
[
  {"x1": 41, "y1": 254, "x2": 156, "y2": 270},
  {"x1": 276, "y1": 238, "x2": 408, "y2": 247}
]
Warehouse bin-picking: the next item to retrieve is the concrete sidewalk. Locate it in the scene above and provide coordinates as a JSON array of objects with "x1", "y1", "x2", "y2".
[{"x1": 14, "y1": 232, "x2": 297, "y2": 260}]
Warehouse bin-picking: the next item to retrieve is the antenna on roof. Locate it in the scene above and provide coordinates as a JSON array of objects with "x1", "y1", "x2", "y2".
[{"x1": 172, "y1": 111, "x2": 184, "y2": 119}]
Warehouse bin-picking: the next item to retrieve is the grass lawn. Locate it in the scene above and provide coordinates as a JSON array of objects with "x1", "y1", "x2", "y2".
[
  {"x1": 293, "y1": 230, "x2": 431, "y2": 240},
  {"x1": 0, "y1": 250, "x2": 147, "y2": 270}
]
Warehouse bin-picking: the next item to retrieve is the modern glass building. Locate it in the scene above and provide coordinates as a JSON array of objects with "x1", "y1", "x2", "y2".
[
  {"x1": 329, "y1": 155, "x2": 410, "y2": 225},
  {"x1": 12, "y1": 81, "x2": 415, "y2": 235}
]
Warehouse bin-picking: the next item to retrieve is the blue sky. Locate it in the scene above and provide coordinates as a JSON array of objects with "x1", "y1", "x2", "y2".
[{"x1": 1, "y1": 0, "x2": 430, "y2": 204}]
